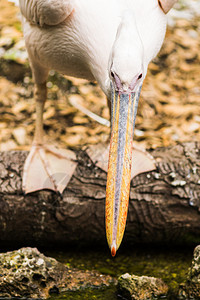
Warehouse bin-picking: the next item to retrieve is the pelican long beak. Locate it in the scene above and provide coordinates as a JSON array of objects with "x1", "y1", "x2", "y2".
[{"x1": 106, "y1": 83, "x2": 141, "y2": 257}]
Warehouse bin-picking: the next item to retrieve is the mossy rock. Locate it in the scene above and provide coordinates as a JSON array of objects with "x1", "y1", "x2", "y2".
[
  {"x1": 0, "y1": 247, "x2": 66, "y2": 298},
  {"x1": 118, "y1": 273, "x2": 168, "y2": 300},
  {"x1": 0, "y1": 247, "x2": 114, "y2": 299},
  {"x1": 179, "y1": 245, "x2": 200, "y2": 299}
]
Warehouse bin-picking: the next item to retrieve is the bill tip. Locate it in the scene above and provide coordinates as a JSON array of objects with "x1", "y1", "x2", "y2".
[{"x1": 111, "y1": 246, "x2": 116, "y2": 257}]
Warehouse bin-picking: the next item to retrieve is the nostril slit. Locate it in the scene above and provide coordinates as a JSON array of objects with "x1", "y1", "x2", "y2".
[
  {"x1": 138, "y1": 73, "x2": 142, "y2": 80},
  {"x1": 111, "y1": 71, "x2": 115, "y2": 78}
]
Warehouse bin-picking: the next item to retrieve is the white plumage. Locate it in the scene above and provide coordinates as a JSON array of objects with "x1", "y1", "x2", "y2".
[{"x1": 20, "y1": 0, "x2": 168, "y2": 96}]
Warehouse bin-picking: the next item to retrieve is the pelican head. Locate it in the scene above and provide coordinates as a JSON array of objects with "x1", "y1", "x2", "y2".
[
  {"x1": 106, "y1": 11, "x2": 146, "y2": 257},
  {"x1": 109, "y1": 11, "x2": 145, "y2": 92}
]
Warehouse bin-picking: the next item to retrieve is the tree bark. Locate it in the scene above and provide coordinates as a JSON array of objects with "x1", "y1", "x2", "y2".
[{"x1": 0, "y1": 142, "x2": 200, "y2": 248}]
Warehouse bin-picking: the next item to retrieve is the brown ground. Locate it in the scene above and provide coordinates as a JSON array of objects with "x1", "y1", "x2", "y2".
[{"x1": 0, "y1": 0, "x2": 200, "y2": 152}]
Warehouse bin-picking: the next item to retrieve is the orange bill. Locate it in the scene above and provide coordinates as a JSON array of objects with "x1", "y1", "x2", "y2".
[{"x1": 106, "y1": 84, "x2": 141, "y2": 256}]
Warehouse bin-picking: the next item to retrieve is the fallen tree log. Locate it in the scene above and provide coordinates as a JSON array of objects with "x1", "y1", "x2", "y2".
[{"x1": 0, "y1": 142, "x2": 200, "y2": 248}]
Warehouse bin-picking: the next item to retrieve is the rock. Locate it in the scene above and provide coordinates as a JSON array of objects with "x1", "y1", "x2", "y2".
[
  {"x1": 0, "y1": 247, "x2": 114, "y2": 299},
  {"x1": 179, "y1": 245, "x2": 200, "y2": 299},
  {"x1": 117, "y1": 273, "x2": 168, "y2": 300}
]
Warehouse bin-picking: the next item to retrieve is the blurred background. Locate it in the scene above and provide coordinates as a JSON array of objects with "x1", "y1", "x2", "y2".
[{"x1": 0, "y1": 0, "x2": 200, "y2": 153}]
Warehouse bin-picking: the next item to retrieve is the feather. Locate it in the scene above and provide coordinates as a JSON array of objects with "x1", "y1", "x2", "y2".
[{"x1": 19, "y1": 0, "x2": 73, "y2": 26}]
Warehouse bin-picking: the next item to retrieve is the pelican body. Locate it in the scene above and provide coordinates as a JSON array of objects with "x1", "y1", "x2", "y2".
[{"x1": 18, "y1": 0, "x2": 177, "y2": 255}]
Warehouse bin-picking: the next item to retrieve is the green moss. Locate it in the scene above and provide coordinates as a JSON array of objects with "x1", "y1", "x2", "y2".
[
  {"x1": 49, "y1": 285, "x2": 117, "y2": 300},
  {"x1": 46, "y1": 245, "x2": 193, "y2": 300}
]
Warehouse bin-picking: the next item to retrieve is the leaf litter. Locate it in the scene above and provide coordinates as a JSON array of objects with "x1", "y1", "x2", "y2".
[{"x1": 0, "y1": 0, "x2": 199, "y2": 152}]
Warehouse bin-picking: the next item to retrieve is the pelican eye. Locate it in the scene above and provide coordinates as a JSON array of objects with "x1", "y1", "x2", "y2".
[{"x1": 138, "y1": 73, "x2": 142, "y2": 80}]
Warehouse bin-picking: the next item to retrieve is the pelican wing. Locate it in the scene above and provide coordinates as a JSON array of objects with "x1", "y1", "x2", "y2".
[
  {"x1": 158, "y1": 0, "x2": 178, "y2": 14},
  {"x1": 19, "y1": 0, "x2": 73, "y2": 26}
]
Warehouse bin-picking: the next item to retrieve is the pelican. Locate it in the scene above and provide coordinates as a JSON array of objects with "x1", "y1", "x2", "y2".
[{"x1": 14, "y1": 0, "x2": 177, "y2": 256}]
